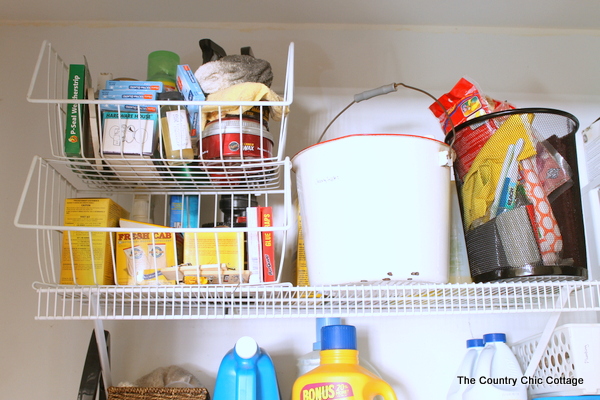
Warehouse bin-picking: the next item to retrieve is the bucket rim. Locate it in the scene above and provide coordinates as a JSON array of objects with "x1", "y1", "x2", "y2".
[{"x1": 291, "y1": 133, "x2": 450, "y2": 164}]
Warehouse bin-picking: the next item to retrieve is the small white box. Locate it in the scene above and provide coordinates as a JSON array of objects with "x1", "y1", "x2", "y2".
[
  {"x1": 101, "y1": 111, "x2": 159, "y2": 181},
  {"x1": 101, "y1": 111, "x2": 158, "y2": 156}
]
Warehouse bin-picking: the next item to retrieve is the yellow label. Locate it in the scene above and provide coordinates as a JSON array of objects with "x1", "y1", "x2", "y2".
[{"x1": 301, "y1": 383, "x2": 354, "y2": 400}]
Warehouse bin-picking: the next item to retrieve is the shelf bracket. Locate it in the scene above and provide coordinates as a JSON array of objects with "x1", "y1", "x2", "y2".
[{"x1": 523, "y1": 284, "x2": 575, "y2": 378}]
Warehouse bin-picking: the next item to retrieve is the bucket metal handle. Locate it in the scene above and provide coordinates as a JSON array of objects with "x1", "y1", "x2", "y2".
[{"x1": 316, "y1": 82, "x2": 457, "y2": 163}]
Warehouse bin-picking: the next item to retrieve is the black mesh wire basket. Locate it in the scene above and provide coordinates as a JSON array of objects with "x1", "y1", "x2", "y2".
[{"x1": 446, "y1": 108, "x2": 587, "y2": 283}]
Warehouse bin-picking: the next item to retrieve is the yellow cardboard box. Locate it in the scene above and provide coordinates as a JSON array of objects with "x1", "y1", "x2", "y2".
[
  {"x1": 116, "y1": 219, "x2": 178, "y2": 285},
  {"x1": 296, "y1": 210, "x2": 309, "y2": 287},
  {"x1": 60, "y1": 198, "x2": 129, "y2": 285},
  {"x1": 183, "y1": 231, "x2": 244, "y2": 278}
]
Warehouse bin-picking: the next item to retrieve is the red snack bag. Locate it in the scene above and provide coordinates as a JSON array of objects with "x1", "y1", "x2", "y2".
[
  {"x1": 430, "y1": 77, "x2": 515, "y2": 180},
  {"x1": 429, "y1": 77, "x2": 493, "y2": 135}
]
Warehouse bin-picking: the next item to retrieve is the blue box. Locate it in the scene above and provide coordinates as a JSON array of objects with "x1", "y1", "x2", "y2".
[
  {"x1": 99, "y1": 89, "x2": 158, "y2": 113},
  {"x1": 176, "y1": 64, "x2": 205, "y2": 142},
  {"x1": 535, "y1": 397, "x2": 600, "y2": 400},
  {"x1": 105, "y1": 80, "x2": 164, "y2": 92},
  {"x1": 169, "y1": 195, "x2": 199, "y2": 228}
]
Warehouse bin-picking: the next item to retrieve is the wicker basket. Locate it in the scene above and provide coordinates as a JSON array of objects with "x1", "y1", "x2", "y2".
[{"x1": 108, "y1": 386, "x2": 209, "y2": 400}]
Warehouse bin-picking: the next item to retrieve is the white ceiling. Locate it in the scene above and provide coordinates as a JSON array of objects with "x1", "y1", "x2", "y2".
[{"x1": 2, "y1": 0, "x2": 600, "y2": 30}]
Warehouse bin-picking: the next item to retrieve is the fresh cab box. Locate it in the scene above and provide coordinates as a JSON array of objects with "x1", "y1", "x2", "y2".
[
  {"x1": 60, "y1": 198, "x2": 129, "y2": 285},
  {"x1": 116, "y1": 219, "x2": 178, "y2": 285}
]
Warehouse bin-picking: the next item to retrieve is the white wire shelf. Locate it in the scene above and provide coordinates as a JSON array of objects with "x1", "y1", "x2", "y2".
[
  {"x1": 26, "y1": 41, "x2": 294, "y2": 190},
  {"x1": 32, "y1": 280, "x2": 600, "y2": 320}
]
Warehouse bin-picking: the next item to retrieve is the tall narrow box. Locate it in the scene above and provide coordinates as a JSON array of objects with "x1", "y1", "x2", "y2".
[
  {"x1": 260, "y1": 206, "x2": 276, "y2": 282},
  {"x1": 60, "y1": 198, "x2": 129, "y2": 285},
  {"x1": 64, "y1": 63, "x2": 91, "y2": 158}
]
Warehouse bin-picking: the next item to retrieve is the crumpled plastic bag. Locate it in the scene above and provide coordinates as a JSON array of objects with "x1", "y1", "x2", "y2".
[
  {"x1": 118, "y1": 365, "x2": 204, "y2": 388},
  {"x1": 195, "y1": 54, "x2": 273, "y2": 95}
]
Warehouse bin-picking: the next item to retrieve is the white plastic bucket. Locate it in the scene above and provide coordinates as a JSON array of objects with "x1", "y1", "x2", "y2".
[{"x1": 292, "y1": 134, "x2": 453, "y2": 285}]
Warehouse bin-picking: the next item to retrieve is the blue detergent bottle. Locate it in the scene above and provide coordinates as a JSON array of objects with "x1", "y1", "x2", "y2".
[{"x1": 213, "y1": 336, "x2": 281, "y2": 400}]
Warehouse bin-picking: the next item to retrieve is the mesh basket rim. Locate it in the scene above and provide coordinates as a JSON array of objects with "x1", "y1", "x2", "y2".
[{"x1": 444, "y1": 107, "x2": 580, "y2": 145}]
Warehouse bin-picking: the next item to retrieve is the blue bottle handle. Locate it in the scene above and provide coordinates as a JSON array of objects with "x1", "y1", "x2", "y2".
[
  {"x1": 214, "y1": 337, "x2": 281, "y2": 400},
  {"x1": 236, "y1": 350, "x2": 259, "y2": 400}
]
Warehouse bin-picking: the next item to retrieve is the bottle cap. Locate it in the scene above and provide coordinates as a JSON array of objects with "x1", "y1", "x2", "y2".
[
  {"x1": 314, "y1": 317, "x2": 342, "y2": 351},
  {"x1": 466, "y1": 338, "x2": 484, "y2": 348},
  {"x1": 321, "y1": 325, "x2": 357, "y2": 351},
  {"x1": 235, "y1": 336, "x2": 258, "y2": 359},
  {"x1": 483, "y1": 333, "x2": 506, "y2": 343},
  {"x1": 147, "y1": 50, "x2": 180, "y2": 89}
]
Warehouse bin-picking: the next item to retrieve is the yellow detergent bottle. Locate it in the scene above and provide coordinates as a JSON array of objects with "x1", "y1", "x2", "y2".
[{"x1": 292, "y1": 325, "x2": 397, "y2": 400}]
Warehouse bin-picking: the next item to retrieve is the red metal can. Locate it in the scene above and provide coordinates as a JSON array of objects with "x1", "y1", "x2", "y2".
[{"x1": 201, "y1": 117, "x2": 274, "y2": 160}]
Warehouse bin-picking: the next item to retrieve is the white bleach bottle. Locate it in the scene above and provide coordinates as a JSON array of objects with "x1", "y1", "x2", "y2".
[
  {"x1": 446, "y1": 338, "x2": 484, "y2": 400},
  {"x1": 464, "y1": 333, "x2": 527, "y2": 400}
]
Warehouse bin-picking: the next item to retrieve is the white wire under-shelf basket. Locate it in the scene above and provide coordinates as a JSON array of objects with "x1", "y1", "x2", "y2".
[
  {"x1": 27, "y1": 40, "x2": 294, "y2": 190},
  {"x1": 32, "y1": 154, "x2": 288, "y2": 191},
  {"x1": 15, "y1": 156, "x2": 294, "y2": 288}
]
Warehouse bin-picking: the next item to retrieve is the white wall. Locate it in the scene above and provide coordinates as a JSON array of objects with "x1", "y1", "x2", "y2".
[{"x1": 1, "y1": 21, "x2": 599, "y2": 400}]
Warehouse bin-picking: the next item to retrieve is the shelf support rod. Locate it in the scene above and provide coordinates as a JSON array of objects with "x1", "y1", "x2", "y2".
[{"x1": 91, "y1": 292, "x2": 112, "y2": 394}]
